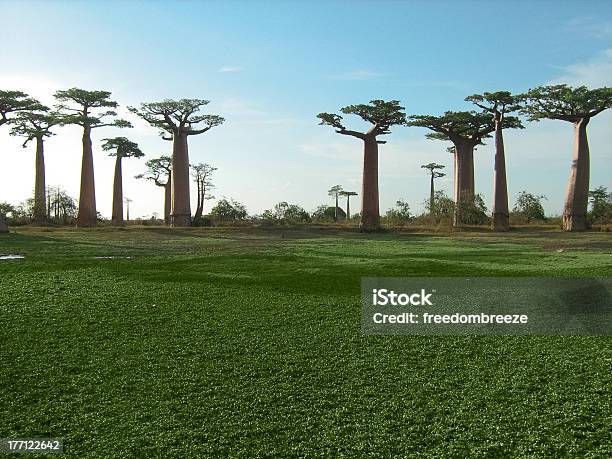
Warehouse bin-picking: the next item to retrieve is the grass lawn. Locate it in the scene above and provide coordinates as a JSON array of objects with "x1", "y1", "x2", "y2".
[{"x1": 1, "y1": 227, "x2": 611, "y2": 458}]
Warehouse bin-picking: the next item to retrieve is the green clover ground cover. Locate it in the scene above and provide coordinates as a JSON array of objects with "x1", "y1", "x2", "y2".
[{"x1": 1, "y1": 228, "x2": 611, "y2": 458}]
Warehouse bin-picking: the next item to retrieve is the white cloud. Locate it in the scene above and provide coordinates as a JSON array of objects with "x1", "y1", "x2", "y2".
[
  {"x1": 565, "y1": 17, "x2": 612, "y2": 40},
  {"x1": 550, "y1": 48, "x2": 612, "y2": 87},
  {"x1": 219, "y1": 66, "x2": 242, "y2": 73}
]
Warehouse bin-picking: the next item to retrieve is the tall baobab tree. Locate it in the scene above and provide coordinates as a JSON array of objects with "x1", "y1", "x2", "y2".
[
  {"x1": 339, "y1": 190, "x2": 358, "y2": 219},
  {"x1": 318, "y1": 100, "x2": 406, "y2": 230},
  {"x1": 128, "y1": 99, "x2": 224, "y2": 227},
  {"x1": 101, "y1": 137, "x2": 144, "y2": 226},
  {"x1": 466, "y1": 91, "x2": 524, "y2": 231},
  {"x1": 190, "y1": 162, "x2": 217, "y2": 226},
  {"x1": 421, "y1": 163, "x2": 446, "y2": 214},
  {"x1": 9, "y1": 109, "x2": 62, "y2": 223},
  {"x1": 55, "y1": 88, "x2": 131, "y2": 227},
  {"x1": 124, "y1": 197, "x2": 132, "y2": 222},
  {"x1": 328, "y1": 185, "x2": 343, "y2": 221},
  {"x1": 136, "y1": 156, "x2": 172, "y2": 224},
  {"x1": 0, "y1": 90, "x2": 45, "y2": 232},
  {"x1": 407, "y1": 111, "x2": 520, "y2": 225},
  {"x1": 520, "y1": 85, "x2": 612, "y2": 231}
]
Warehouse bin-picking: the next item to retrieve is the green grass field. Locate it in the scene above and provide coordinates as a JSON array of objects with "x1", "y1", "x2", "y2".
[{"x1": 1, "y1": 227, "x2": 611, "y2": 458}]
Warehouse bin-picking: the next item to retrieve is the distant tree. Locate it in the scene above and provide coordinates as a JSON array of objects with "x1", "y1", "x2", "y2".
[
  {"x1": 466, "y1": 91, "x2": 524, "y2": 231},
  {"x1": 190, "y1": 163, "x2": 217, "y2": 226},
  {"x1": 311, "y1": 204, "x2": 330, "y2": 221},
  {"x1": 588, "y1": 186, "x2": 612, "y2": 225},
  {"x1": 46, "y1": 186, "x2": 77, "y2": 224},
  {"x1": 385, "y1": 199, "x2": 412, "y2": 223},
  {"x1": 136, "y1": 156, "x2": 172, "y2": 224},
  {"x1": 9, "y1": 109, "x2": 62, "y2": 223},
  {"x1": 101, "y1": 137, "x2": 144, "y2": 225},
  {"x1": 407, "y1": 111, "x2": 520, "y2": 225},
  {"x1": 429, "y1": 191, "x2": 455, "y2": 223},
  {"x1": 339, "y1": 190, "x2": 358, "y2": 219},
  {"x1": 263, "y1": 202, "x2": 311, "y2": 223},
  {"x1": 327, "y1": 185, "x2": 343, "y2": 221},
  {"x1": 520, "y1": 85, "x2": 612, "y2": 231},
  {"x1": 513, "y1": 191, "x2": 546, "y2": 223},
  {"x1": 129, "y1": 99, "x2": 224, "y2": 227},
  {"x1": 0, "y1": 202, "x2": 15, "y2": 218},
  {"x1": 55, "y1": 88, "x2": 132, "y2": 227},
  {"x1": 421, "y1": 163, "x2": 446, "y2": 214},
  {"x1": 210, "y1": 198, "x2": 248, "y2": 221},
  {"x1": 318, "y1": 100, "x2": 406, "y2": 230}
]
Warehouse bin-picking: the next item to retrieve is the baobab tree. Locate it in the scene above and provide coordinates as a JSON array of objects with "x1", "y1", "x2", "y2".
[
  {"x1": 339, "y1": 190, "x2": 358, "y2": 219},
  {"x1": 421, "y1": 163, "x2": 445, "y2": 214},
  {"x1": 407, "y1": 111, "x2": 520, "y2": 225},
  {"x1": 0, "y1": 90, "x2": 45, "y2": 232},
  {"x1": 520, "y1": 85, "x2": 612, "y2": 231},
  {"x1": 55, "y1": 88, "x2": 131, "y2": 227},
  {"x1": 328, "y1": 185, "x2": 343, "y2": 221},
  {"x1": 9, "y1": 109, "x2": 62, "y2": 223},
  {"x1": 318, "y1": 100, "x2": 406, "y2": 230},
  {"x1": 101, "y1": 137, "x2": 144, "y2": 226},
  {"x1": 128, "y1": 99, "x2": 224, "y2": 227},
  {"x1": 135, "y1": 156, "x2": 172, "y2": 224},
  {"x1": 190, "y1": 162, "x2": 217, "y2": 226},
  {"x1": 466, "y1": 91, "x2": 524, "y2": 231}
]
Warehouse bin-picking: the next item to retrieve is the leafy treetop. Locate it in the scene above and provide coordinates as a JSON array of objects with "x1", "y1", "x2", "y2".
[
  {"x1": 465, "y1": 91, "x2": 523, "y2": 123},
  {"x1": 520, "y1": 84, "x2": 612, "y2": 122},
  {"x1": 339, "y1": 190, "x2": 358, "y2": 197},
  {"x1": 0, "y1": 90, "x2": 46, "y2": 126},
  {"x1": 317, "y1": 100, "x2": 406, "y2": 143},
  {"x1": 135, "y1": 156, "x2": 172, "y2": 187},
  {"x1": 54, "y1": 88, "x2": 132, "y2": 129},
  {"x1": 9, "y1": 109, "x2": 62, "y2": 147},
  {"x1": 421, "y1": 162, "x2": 446, "y2": 178},
  {"x1": 128, "y1": 99, "x2": 225, "y2": 138},
  {"x1": 328, "y1": 185, "x2": 343, "y2": 197},
  {"x1": 407, "y1": 111, "x2": 521, "y2": 145},
  {"x1": 101, "y1": 137, "x2": 144, "y2": 158}
]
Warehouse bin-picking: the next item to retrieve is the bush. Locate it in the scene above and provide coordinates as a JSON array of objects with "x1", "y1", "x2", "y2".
[
  {"x1": 512, "y1": 191, "x2": 546, "y2": 223},
  {"x1": 383, "y1": 199, "x2": 413, "y2": 226},
  {"x1": 589, "y1": 186, "x2": 612, "y2": 225},
  {"x1": 455, "y1": 194, "x2": 489, "y2": 225},
  {"x1": 210, "y1": 198, "x2": 248, "y2": 222}
]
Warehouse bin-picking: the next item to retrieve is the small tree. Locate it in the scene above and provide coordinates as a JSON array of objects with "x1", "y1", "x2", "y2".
[
  {"x1": 520, "y1": 85, "x2": 612, "y2": 231},
  {"x1": 136, "y1": 156, "x2": 172, "y2": 224},
  {"x1": 210, "y1": 198, "x2": 248, "y2": 222},
  {"x1": 190, "y1": 163, "x2": 217, "y2": 226},
  {"x1": 466, "y1": 91, "x2": 524, "y2": 231},
  {"x1": 339, "y1": 190, "x2": 358, "y2": 219},
  {"x1": 327, "y1": 185, "x2": 343, "y2": 221},
  {"x1": 129, "y1": 99, "x2": 224, "y2": 227},
  {"x1": 318, "y1": 100, "x2": 406, "y2": 230},
  {"x1": 421, "y1": 163, "x2": 445, "y2": 214},
  {"x1": 384, "y1": 199, "x2": 412, "y2": 224},
  {"x1": 101, "y1": 137, "x2": 144, "y2": 226},
  {"x1": 55, "y1": 88, "x2": 132, "y2": 227},
  {"x1": 588, "y1": 186, "x2": 612, "y2": 226},
  {"x1": 512, "y1": 192, "x2": 546, "y2": 223},
  {"x1": 262, "y1": 202, "x2": 311, "y2": 223},
  {"x1": 430, "y1": 191, "x2": 455, "y2": 224},
  {"x1": 9, "y1": 109, "x2": 62, "y2": 223}
]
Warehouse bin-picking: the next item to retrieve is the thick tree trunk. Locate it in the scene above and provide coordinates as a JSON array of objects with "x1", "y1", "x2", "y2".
[
  {"x1": 164, "y1": 178, "x2": 171, "y2": 225},
  {"x1": 171, "y1": 133, "x2": 191, "y2": 227},
  {"x1": 429, "y1": 173, "x2": 435, "y2": 214},
  {"x1": 33, "y1": 136, "x2": 47, "y2": 224},
  {"x1": 193, "y1": 180, "x2": 204, "y2": 225},
  {"x1": 563, "y1": 118, "x2": 590, "y2": 231},
  {"x1": 452, "y1": 139, "x2": 475, "y2": 226},
  {"x1": 491, "y1": 115, "x2": 510, "y2": 231},
  {"x1": 334, "y1": 194, "x2": 338, "y2": 221},
  {"x1": 76, "y1": 126, "x2": 97, "y2": 227},
  {"x1": 360, "y1": 137, "x2": 380, "y2": 230},
  {"x1": 346, "y1": 196, "x2": 351, "y2": 219},
  {"x1": 111, "y1": 155, "x2": 123, "y2": 226}
]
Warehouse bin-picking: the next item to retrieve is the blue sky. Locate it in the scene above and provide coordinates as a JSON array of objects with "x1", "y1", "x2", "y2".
[{"x1": 1, "y1": 0, "x2": 611, "y2": 218}]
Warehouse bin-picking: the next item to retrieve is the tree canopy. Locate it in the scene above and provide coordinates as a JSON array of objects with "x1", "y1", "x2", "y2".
[
  {"x1": 128, "y1": 99, "x2": 225, "y2": 138},
  {"x1": 9, "y1": 109, "x2": 62, "y2": 147},
  {"x1": 520, "y1": 85, "x2": 612, "y2": 122},
  {"x1": 54, "y1": 88, "x2": 132, "y2": 129},
  {"x1": 421, "y1": 162, "x2": 446, "y2": 177},
  {"x1": 101, "y1": 137, "x2": 144, "y2": 158},
  {"x1": 407, "y1": 111, "x2": 522, "y2": 145},
  {"x1": 317, "y1": 99, "x2": 406, "y2": 141},
  {"x1": 136, "y1": 156, "x2": 172, "y2": 186},
  {"x1": 465, "y1": 91, "x2": 523, "y2": 117},
  {"x1": 0, "y1": 90, "x2": 46, "y2": 126}
]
